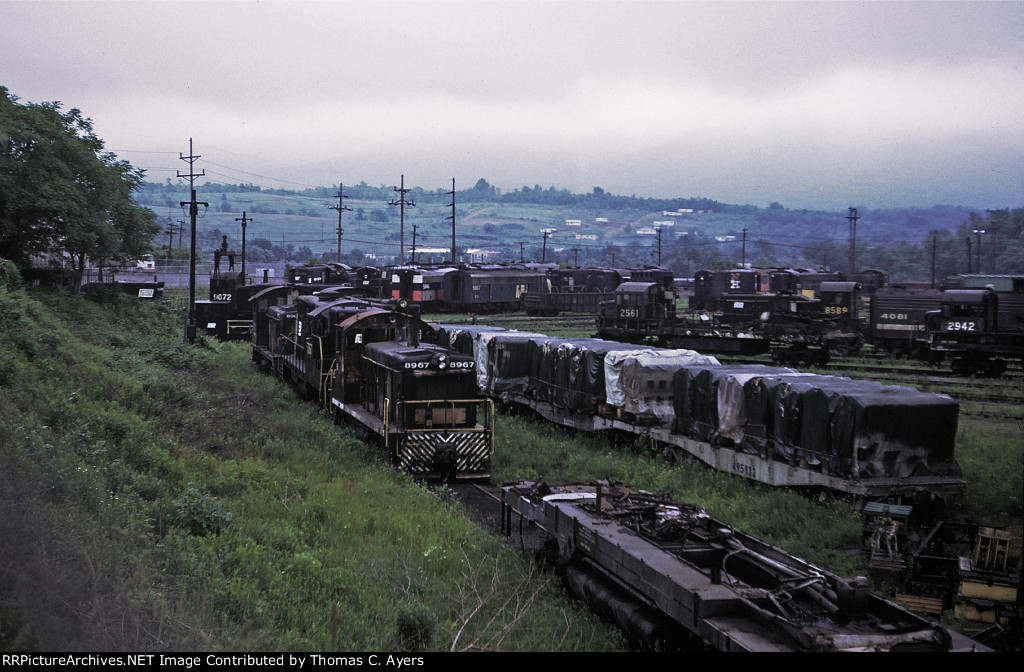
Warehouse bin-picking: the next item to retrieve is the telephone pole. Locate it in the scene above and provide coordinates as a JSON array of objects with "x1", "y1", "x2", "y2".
[
  {"x1": 446, "y1": 178, "x2": 457, "y2": 264},
  {"x1": 235, "y1": 211, "x2": 252, "y2": 276},
  {"x1": 741, "y1": 228, "x2": 747, "y2": 267},
  {"x1": 847, "y1": 207, "x2": 859, "y2": 274},
  {"x1": 389, "y1": 175, "x2": 415, "y2": 264},
  {"x1": 411, "y1": 225, "x2": 419, "y2": 263},
  {"x1": 517, "y1": 241, "x2": 526, "y2": 263},
  {"x1": 329, "y1": 183, "x2": 351, "y2": 263},
  {"x1": 178, "y1": 138, "x2": 207, "y2": 344},
  {"x1": 164, "y1": 221, "x2": 177, "y2": 260}
]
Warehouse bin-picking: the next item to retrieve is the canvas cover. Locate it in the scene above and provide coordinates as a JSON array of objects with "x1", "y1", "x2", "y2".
[
  {"x1": 669, "y1": 364, "x2": 960, "y2": 479},
  {"x1": 604, "y1": 349, "x2": 720, "y2": 424}
]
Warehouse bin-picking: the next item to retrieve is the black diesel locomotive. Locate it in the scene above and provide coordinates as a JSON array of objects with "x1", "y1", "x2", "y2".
[
  {"x1": 600, "y1": 267, "x2": 1024, "y2": 375},
  {"x1": 250, "y1": 289, "x2": 494, "y2": 480}
]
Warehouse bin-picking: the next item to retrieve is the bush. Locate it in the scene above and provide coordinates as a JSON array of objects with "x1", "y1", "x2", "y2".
[
  {"x1": 173, "y1": 484, "x2": 232, "y2": 536},
  {"x1": 0, "y1": 259, "x2": 21, "y2": 292},
  {"x1": 395, "y1": 602, "x2": 436, "y2": 651}
]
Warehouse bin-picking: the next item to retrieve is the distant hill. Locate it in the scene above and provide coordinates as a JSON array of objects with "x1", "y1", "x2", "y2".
[{"x1": 136, "y1": 180, "x2": 982, "y2": 275}]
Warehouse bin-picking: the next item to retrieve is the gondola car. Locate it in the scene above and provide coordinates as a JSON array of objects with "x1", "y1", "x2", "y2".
[{"x1": 251, "y1": 289, "x2": 494, "y2": 480}]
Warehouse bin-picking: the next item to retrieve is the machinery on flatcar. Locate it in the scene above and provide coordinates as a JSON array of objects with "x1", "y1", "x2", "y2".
[
  {"x1": 251, "y1": 290, "x2": 494, "y2": 480},
  {"x1": 500, "y1": 481, "x2": 985, "y2": 652}
]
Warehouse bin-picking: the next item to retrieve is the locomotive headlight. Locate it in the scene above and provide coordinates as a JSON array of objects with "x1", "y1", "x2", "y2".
[
  {"x1": 439, "y1": 354, "x2": 447, "y2": 361},
  {"x1": 760, "y1": 311, "x2": 770, "y2": 322}
]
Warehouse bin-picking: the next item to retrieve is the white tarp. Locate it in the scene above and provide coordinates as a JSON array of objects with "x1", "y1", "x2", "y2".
[{"x1": 605, "y1": 349, "x2": 720, "y2": 423}]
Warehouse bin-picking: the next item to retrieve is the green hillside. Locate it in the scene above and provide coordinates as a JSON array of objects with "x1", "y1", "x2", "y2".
[{"x1": 0, "y1": 276, "x2": 626, "y2": 652}]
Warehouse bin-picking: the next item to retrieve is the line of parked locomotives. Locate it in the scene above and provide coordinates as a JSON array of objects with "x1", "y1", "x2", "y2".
[
  {"x1": 246, "y1": 288, "x2": 987, "y2": 651},
  {"x1": 600, "y1": 267, "x2": 1024, "y2": 376},
  {"x1": 201, "y1": 260, "x2": 1024, "y2": 376}
]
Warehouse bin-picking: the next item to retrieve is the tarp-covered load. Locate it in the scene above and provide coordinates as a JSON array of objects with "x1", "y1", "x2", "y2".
[
  {"x1": 671, "y1": 363, "x2": 962, "y2": 479},
  {"x1": 484, "y1": 331, "x2": 551, "y2": 396},
  {"x1": 604, "y1": 349, "x2": 721, "y2": 424},
  {"x1": 672, "y1": 365, "x2": 798, "y2": 441},
  {"x1": 524, "y1": 337, "x2": 638, "y2": 413}
]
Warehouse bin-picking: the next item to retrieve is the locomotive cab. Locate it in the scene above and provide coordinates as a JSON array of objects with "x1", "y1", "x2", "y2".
[{"x1": 360, "y1": 341, "x2": 493, "y2": 480}]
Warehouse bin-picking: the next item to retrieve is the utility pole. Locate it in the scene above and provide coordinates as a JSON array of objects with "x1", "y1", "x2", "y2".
[
  {"x1": 542, "y1": 230, "x2": 552, "y2": 263},
  {"x1": 847, "y1": 207, "x2": 859, "y2": 274},
  {"x1": 329, "y1": 183, "x2": 351, "y2": 263},
  {"x1": 178, "y1": 138, "x2": 207, "y2": 344},
  {"x1": 931, "y1": 232, "x2": 937, "y2": 288},
  {"x1": 177, "y1": 219, "x2": 185, "y2": 249},
  {"x1": 516, "y1": 241, "x2": 526, "y2": 262},
  {"x1": 966, "y1": 237, "x2": 972, "y2": 274},
  {"x1": 446, "y1": 178, "x2": 457, "y2": 263},
  {"x1": 571, "y1": 248, "x2": 580, "y2": 267},
  {"x1": 235, "y1": 211, "x2": 252, "y2": 276},
  {"x1": 973, "y1": 228, "x2": 985, "y2": 274},
  {"x1": 164, "y1": 221, "x2": 177, "y2": 260},
  {"x1": 656, "y1": 227, "x2": 663, "y2": 265},
  {"x1": 741, "y1": 228, "x2": 747, "y2": 268},
  {"x1": 389, "y1": 175, "x2": 415, "y2": 264},
  {"x1": 411, "y1": 225, "x2": 418, "y2": 263}
]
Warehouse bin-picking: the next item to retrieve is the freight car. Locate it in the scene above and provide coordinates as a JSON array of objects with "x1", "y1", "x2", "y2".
[
  {"x1": 251, "y1": 290, "x2": 494, "y2": 480},
  {"x1": 440, "y1": 327, "x2": 965, "y2": 506},
  {"x1": 500, "y1": 480, "x2": 986, "y2": 651}
]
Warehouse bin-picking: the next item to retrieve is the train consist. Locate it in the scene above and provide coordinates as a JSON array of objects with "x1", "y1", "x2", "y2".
[
  {"x1": 249, "y1": 288, "x2": 494, "y2": 481},
  {"x1": 598, "y1": 268, "x2": 1024, "y2": 375},
  {"x1": 500, "y1": 481, "x2": 985, "y2": 651},
  {"x1": 435, "y1": 326, "x2": 966, "y2": 509}
]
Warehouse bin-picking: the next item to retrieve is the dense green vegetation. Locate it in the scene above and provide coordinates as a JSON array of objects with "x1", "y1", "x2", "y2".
[
  {"x1": 0, "y1": 88, "x2": 159, "y2": 278},
  {"x1": 4, "y1": 277, "x2": 1018, "y2": 651},
  {"x1": 0, "y1": 280, "x2": 628, "y2": 652}
]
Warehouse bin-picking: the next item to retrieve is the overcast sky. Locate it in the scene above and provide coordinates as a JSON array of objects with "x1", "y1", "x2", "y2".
[{"x1": 3, "y1": 0, "x2": 1023, "y2": 211}]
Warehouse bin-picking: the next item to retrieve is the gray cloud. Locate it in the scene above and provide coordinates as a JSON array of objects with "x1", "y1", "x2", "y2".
[{"x1": 2, "y1": 0, "x2": 1022, "y2": 210}]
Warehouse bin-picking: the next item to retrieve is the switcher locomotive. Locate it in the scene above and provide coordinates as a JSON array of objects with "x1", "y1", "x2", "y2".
[{"x1": 251, "y1": 289, "x2": 494, "y2": 480}]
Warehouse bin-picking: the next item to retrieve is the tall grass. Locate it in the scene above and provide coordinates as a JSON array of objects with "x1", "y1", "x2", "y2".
[{"x1": 0, "y1": 286, "x2": 625, "y2": 652}]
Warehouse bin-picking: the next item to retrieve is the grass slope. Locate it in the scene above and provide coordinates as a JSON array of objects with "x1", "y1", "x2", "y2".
[{"x1": 0, "y1": 284, "x2": 624, "y2": 652}]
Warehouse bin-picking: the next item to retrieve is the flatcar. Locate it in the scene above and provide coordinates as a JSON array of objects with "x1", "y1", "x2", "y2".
[
  {"x1": 251, "y1": 290, "x2": 494, "y2": 480},
  {"x1": 441, "y1": 326, "x2": 966, "y2": 506},
  {"x1": 500, "y1": 480, "x2": 986, "y2": 652}
]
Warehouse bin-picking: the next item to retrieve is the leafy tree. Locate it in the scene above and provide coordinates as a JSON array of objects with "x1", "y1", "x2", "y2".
[{"x1": 0, "y1": 87, "x2": 158, "y2": 279}]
